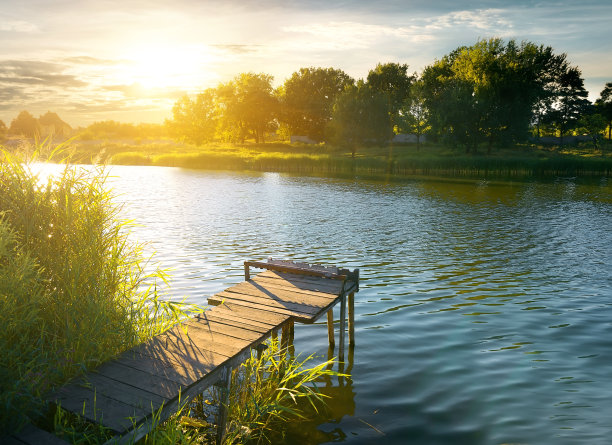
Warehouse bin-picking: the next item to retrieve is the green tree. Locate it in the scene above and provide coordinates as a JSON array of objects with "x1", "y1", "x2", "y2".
[
  {"x1": 280, "y1": 67, "x2": 354, "y2": 142},
  {"x1": 168, "y1": 89, "x2": 218, "y2": 144},
  {"x1": 366, "y1": 62, "x2": 415, "y2": 132},
  {"x1": 397, "y1": 79, "x2": 430, "y2": 150},
  {"x1": 9, "y1": 111, "x2": 39, "y2": 138},
  {"x1": 577, "y1": 105, "x2": 607, "y2": 148},
  {"x1": 218, "y1": 73, "x2": 278, "y2": 143},
  {"x1": 595, "y1": 82, "x2": 612, "y2": 140},
  {"x1": 542, "y1": 67, "x2": 590, "y2": 144},
  {"x1": 422, "y1": 39, "x2": 581, "y2": 153},
  {"x1": 329, "y1": 82, "x2": 390, "y2": 157}
]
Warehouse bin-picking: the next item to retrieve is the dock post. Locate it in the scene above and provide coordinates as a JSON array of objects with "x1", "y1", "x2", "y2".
[
  {"x1": 348, "y1": 292, "x2": 355, "y2": 346},
  {"x1": 244, "y1": 262, "x2": 250, "y2": 281},
  {"x1": 216, "y1": 366, "x2": 232, "y2": 445},
  {"x1": 327, "y1": 309, "x2": 335, "y2": 347},
  {"x1": 338, "y1": 292, "x2": 347, "y2": 361}
]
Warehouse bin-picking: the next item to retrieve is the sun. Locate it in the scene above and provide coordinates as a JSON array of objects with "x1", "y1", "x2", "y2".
[{"x1": 117, "y1": 43, "x2": 216, "y2": 91}]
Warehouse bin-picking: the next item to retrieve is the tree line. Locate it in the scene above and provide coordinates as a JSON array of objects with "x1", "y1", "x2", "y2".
[{"x1": 168, "y1": 38, "x2": 612, "y2": 154}]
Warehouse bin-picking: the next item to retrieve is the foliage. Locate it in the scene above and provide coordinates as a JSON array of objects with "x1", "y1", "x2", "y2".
[
  {"x1": 366, "y1": 62, "x2": 415, "y2": 131},
  {"x1": 218, "y1": 73, "x2": 278, "y2": 144},
  {"x1": 421, "y1": 38, "x2": 583, "y2": 153},
  {"x1": 9, "y1": 110, "x2": 40, "y2": 138},
  {"x1": 595, "y1": 82, "x2": 612, "y2": 140},
  {"x1": 329, "y1": 82, "x2": 391, "y2": 157},
  {"x1": 279, "y1": 67, "x2": 354, "y2": 142},
  {"x1": 0, "y1": 148, "x2": 198, "y2": 435},
  {"x1": 219, "y1": 339, "x2": 341, "y2": 444},
  {"x1": 167, "y1": 90, "x2": 218, "y2": 145},
  {"x1": 397, "y1": 79, "x2": 430, "y2": 149},
  {"x1": 77, "y1": 120, "x2": 169, "y2": 141}
]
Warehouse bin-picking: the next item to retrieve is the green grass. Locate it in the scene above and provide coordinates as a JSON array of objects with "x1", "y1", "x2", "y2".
[
  {"x1": 0, "y1": 147, "x2": 198, "y2": 436},
  {"x1": 34, "y1": 137, "x2": 612, "y2": 178}
]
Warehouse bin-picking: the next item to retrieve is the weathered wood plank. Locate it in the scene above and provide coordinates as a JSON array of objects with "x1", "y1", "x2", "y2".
[
  {"x1": 211, "y1": 303, "x2": 290, "y2": 326},
  {"x1": 245, "y1": 261, "x2": 347, "y2": 281},
  {"x1": 78, "y1": 372, "x2": 166, "y2": 411},
  {"x1": 197, "y1": 311, "x2": 275, "y2": 334},
  {"x1": 208, "y1": 294, "x2": 321, "y2": 321},
  {"x1": 93, "y1": 361, "x2": 182, "y2": 399},
  {"x1": 7, "y1": 424, "x2": 70, "y2": 445},
  {"x1": 256, "y1": 270, "x2": 345, "y2": 292},
  {"x1": 53, "y1": 384, "x2": 147, "y2": 434},
  {"x1": 210, "y1": 290, "x2": 321, "y2": 317},
  {"x1": 184, "y1": 318, "x2": 263, "y2": 343},
  {"x1": 249, "y1": 276, "x2": 341, "y2": 298},
  {"x1": 229, "y1": 281, "x2": 337, "y2": 306}
]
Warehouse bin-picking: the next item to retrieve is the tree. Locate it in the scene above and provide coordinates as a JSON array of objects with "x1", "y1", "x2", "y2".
[
  {"x1": 577, "y1": 106, "x2": 607, "y2": 148},
  {"x1": 366, "y1": 62, "x2": 415, "y2": 132},
  {"x1": 38, "y1": 111, "x2": 71, "y2": 138},
  {"x1": 168, "y1": 90, "x2": 218, "y2": 144},
  {"x1": 595, "y1": 82, "x2": 612, "y2": 140},
  {"x1": 0, "y1": 120, "x2": 6, "y2": 137},
  {"x1": 9, "y1": 111, "x2": 40, "y2": 138},
  {"x1": 422, "y1": 39, "x2": 583, "y2": 152},
  {"x1": 218, "y1": 73, "x2": 278, "y2": 143},
  {"x1": 542, "y1": 67, "x2": 590, "y2": 144},
  {"x1": 329, "y1": 82, "x2": 390, "y2": 157},
  {"x1": 280, "y1": 67, "x2": 354, "y2": 142},
  {"x1": 397, "y1": 80, "x2": 430, "y2": 150}
]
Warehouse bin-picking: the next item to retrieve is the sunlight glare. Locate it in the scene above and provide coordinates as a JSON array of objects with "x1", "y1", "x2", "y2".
[{"x1": 119, "y1": 44, "x2": 215, "y2": 90}]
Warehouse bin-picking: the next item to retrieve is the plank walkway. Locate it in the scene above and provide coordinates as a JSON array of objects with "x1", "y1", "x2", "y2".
[{"x1": 8, "y1": 260, "x2": 358, "y2": 445}]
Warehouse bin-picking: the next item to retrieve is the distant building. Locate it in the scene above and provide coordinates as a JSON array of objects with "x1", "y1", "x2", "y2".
[{"x1": 290, "y1": 135, "x2": 317, "y2": 144}]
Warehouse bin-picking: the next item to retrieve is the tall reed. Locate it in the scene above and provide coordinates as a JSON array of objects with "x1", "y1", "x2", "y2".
[{"x1": 0, "y1": 149, "x2": 195, "y2": 435}]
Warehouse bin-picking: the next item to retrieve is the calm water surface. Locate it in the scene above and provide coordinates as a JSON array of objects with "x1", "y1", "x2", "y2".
[{"x1": 97, "y1": 167, "x2": 611, "y2": 444}]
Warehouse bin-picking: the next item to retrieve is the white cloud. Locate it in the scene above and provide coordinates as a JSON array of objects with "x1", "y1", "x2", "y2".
[{"x1": 0, "y1": 19, "x2": 39, "y2": 33}]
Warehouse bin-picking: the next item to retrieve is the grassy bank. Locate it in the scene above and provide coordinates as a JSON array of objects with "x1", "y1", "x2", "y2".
[{"x1": 33, "y1": 138, "x2": 612, "y2": 179}]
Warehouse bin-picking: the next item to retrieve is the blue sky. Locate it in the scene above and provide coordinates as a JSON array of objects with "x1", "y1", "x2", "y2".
[{"x1": 1, "y1": 0, "x2": 610, "y2": 126}]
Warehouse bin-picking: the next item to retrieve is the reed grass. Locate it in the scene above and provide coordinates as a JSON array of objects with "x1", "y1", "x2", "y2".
[{"x1": 0, "y1": 148, "x2": 198, "y2": 435}]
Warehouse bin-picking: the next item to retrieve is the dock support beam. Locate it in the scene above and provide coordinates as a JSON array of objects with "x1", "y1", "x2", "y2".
[
  {"x1": 348, "y1": 292, "x2": 355, "y2": 346},
  {"x1": 327, "y1": 309, "x2": 335, "y2": 347},
  {"x1": 338, "y1": 293, "x2": 347, "y2": 361},
  {"x1": 216, "y1": 366, "x2": 232, "y2": 445}
]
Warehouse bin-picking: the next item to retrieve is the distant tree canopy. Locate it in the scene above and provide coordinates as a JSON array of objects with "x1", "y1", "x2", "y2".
[
  {"x1": 9, "y1": 111, "x2": 40, "y2": 138},
  {"x1": 329, "y1": 82, "x2": 390, "y2": 156},
  {"x1": 161, "y1": 38, "x2": 609, "y2": 150},
  {"x1": 596, "y1": 82, "x2": 612, "y2": 140},
  {"x1": 366, "y1": 62, "x2": 415, "y2": 132},
  {"x1": 0, "y1": 120, "x2": 7, "y2": 136},
  {"x1": 279, "y1": 67, "x2": 354, "y2": 142}
]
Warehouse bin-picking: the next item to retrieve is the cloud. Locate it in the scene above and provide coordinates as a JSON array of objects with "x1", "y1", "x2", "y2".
[
  {"x1": 212, "y1": 44, "x2": 262, "y2": 55},
  {"x1": 0, "y1": 60, "x2": 88, "y2": 88},
  {"x1": 0, "y1": 19, "x2": 38, "y2": 33},
  {"x1": 62, "y1": 56, "x2": 122, "y2": 66}
]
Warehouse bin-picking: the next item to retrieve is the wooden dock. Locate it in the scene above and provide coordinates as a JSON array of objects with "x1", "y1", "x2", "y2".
[{"x1": 8, "y1": 260, "x2": 358, "y2": 445}]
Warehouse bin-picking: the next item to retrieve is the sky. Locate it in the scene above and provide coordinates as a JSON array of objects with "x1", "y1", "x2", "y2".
[{"x1": 1, "y1": 0, "x2": 611, "y2": 127}]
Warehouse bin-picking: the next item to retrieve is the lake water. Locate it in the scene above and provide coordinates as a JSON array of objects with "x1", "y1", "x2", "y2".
[{"x1": 87, "y1": 166, "x2": 612, "y2": 443}]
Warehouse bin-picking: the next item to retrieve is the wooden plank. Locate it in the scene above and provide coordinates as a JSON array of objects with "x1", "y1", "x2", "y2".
[
  {"x1": 78, "y1": 372, "x2": 165, "y2": 411},
  {"x1": 256, "y1": 270, "x2": 345, "y2": 292},
  {"x1": 249, "y1": 276, "x2": 341, "y2": 299},
  {"x1": 327, "y1": 309, "x2": 335, "y2": 346},
  {"x1": 53, "y1": 384, "x2": 147, "y2": 434},
  {"x1": 208, "y1": 294, "x2": 321, "y2": 321},
  {"x1": 197, "y1": 311, "x2": 274, "y2": 334},
  {"x1": 230, "y1": 281, "x2": 337, "y2": 305},
  {"x1": 245, "y1": 261, "x2": 347, "y2": 281},
  {"x1": 210, "y1": 291, "x2": 321, "y2": 317},
  {"x1": 225, "y1": 282, "x2": 336, "y2": 308},
  {"x1": 210, "y1": 302, "x2": 290, "y2": 326},
  {"x1": 183, "y1": 318, "x2": 263, "y2": 343},
  {"x1": 8, "y1": 424, "x2": 70, "y2": 445},
  {"x1": 93, "y1": 361, "x2": 182, "y2": 399}
]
